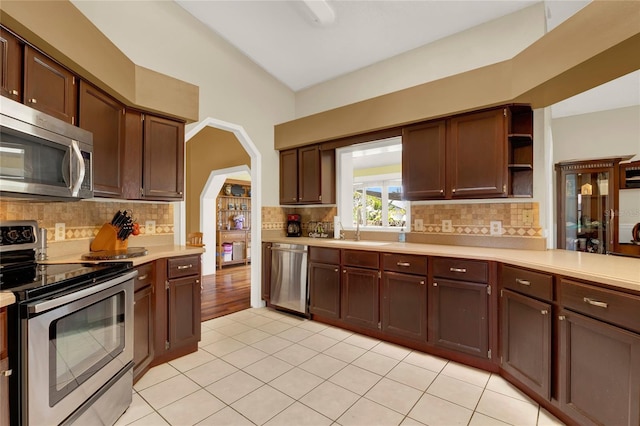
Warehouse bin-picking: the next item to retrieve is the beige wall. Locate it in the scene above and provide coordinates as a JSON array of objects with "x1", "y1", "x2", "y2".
[
  {"x1": 295, "y1": 3, "x2": 546, "y2": 118},
  {"x1": 276, "y1": 1, "x2": 640, "y2": 149},
  {"x1": 186, "y1": 127, "x2": 251, "y2": 235},
  {"x1": 552, "y1": 106, "x2": 640, "y2": 162},
  {"x1": 70, "y1": 0, "x2": 294, "y2": 208}
]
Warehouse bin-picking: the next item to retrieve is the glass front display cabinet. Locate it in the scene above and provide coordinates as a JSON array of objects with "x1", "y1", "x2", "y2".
[{"x1": 555, "y1": 157, "x2": 627, "y2": 254}]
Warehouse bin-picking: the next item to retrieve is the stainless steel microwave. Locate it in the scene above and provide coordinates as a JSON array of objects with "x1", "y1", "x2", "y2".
[{"x1": 0, "y1": 97, "x2": 93, "y2": 200}]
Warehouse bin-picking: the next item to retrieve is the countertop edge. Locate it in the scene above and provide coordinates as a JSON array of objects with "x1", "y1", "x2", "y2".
[
  {"x1": 265, "y1": 237, "x2": 640, "y2": 293},
  {"x1": 1, "y1": 245, "x2": 205, "y2": 308}
]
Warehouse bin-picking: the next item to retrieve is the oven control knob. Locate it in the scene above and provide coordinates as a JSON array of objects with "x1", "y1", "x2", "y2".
[
  {"x1": 7, "y1": 229, "x2": 19, "y2": 242},
  {"x1": 22, "y1": 228, "x2": 32, "y2": 241}
]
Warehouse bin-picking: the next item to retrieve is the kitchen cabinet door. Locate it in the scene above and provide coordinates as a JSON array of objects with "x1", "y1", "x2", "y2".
[
  {"x1": 123, "y1": 110, "x2": 185, "y2": 201},
  {"x1": 168, "y1": 275, "x2": 201, "y2": 351},
  {"x1": 559, "y1": 310, "x2": 640, "y2": 426},
  {"x1": 0, "y1": 307, "x2": 9, "y2": 426},
  {"x1": 341, "y1": 266, "x2": 379, "y2": 330},
  {"x1": 143, "y1": 114, "x2": 185, "y2": 200},
  {"x1": 23, "y1": 45, "x2": 76, "y2": 124},
  {"x1": 381, "y1": 271, "x2": 427, "y2": 341},
  {"x1": 429, "y1": 278, "x2": 489, "y2": 358},
  {"x1": 309, "y1": 261, "x2": 341, "y2": 319},
  {"x1": 501, "y1": 289, "x2": 551, "y2": 400},
  {"x1": 134, "y1": 284, "x2": 154, "y2": 383},
  {"x1": 448, "y1": 108, "x2": 507, "y2": 198},
  {"x1": 0, "y1": 27, "x2": 22, "y2": 102},
  {"x1": 280, "y1": 149, "x2": 298, "y2": 204},
  {"x1": 262, "y1": 242, "x2": 272, "y2": 302},
  {"x1": 402, "y1": 120, "x2": 447, "y2": 200},
  {"x1": 78, "y1": 81, "x2": 125, "y2": 197}
]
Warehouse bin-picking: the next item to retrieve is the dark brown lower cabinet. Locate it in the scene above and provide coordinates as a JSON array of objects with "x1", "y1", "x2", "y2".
[
  {"x1": 381, "y1": 271, "x2": 427, "y2": 341},
  {"x1": 559, "y1": 310, "x2": 640, "y2": 426},
  {"x1": 133, "y1": 284, "x2": 154, "y2": 382},
  {"x1": 501, "y1": 289, "x2": 551, "y2": 399},
  {"x1": 154, "y1": 255, "x2": 201, "y2": 362},
  {"x1": 262, "y1": 242, "x2": 271, "y2": 302},
  {"x1": 341, "y1": 266, "x2": 379, "y2": 330},
  {"x1": 168, "y1": 276, "x2": 201, "y2": 349},
  {"x1": 309, "y1": 262, "x2": 341, "y2": 319},
  {"x1": 1, "y1": 307, "x2": 9, "y2": 426},
  {"x1": 430, "y1": 278, "x2": 489, "y2": 358}
]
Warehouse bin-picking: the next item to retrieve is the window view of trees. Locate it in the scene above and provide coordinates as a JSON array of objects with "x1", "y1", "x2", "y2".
[{"x1": 353, "y1": 179, "x2": 407, "y2": 228}]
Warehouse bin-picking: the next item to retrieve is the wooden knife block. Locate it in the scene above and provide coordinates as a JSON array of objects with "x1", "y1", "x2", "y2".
[{"x1": 90, "y1": 223, "x2": 128, "y2": 252}]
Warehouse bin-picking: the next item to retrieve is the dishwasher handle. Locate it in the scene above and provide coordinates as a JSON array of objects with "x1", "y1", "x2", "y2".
[{"x1": 271, "y1": 247, "x2": 308, "y2": 254}]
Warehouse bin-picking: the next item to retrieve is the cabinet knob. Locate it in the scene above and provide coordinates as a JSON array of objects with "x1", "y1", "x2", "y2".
[
  {"x1": 334, "y1": 268, "x2": 339, "y2": 272},
  {"x1": 420, "y1": 280, "x2": 425, "y2": 285},
  {"x1": 1, "y1": 369, "x2": 12, "y2": 377},
  {"x1": 540, "y1": 309, "x2": 549, "y2": 315},
  {"x1": 343, "y1": 269, "x2": 347, "y2": 273},
  {"x1": 433, "y1": 282, "x2": 438, "y2": 287},
  {"x1": 28, "y1": 98, "x2": 37, "y2": 104},
  {"x1": 10, "y1": 89, "x2": 18, "y2": 95},
  {"x1": 440, "y1": 189, "x2": 444, "y2": 194},
  {"x1": 452, "y1": 188, "x2": 456, "y2": 193},
  {"x1": 558, "y1": 315, "x2": 566, "y2": 321}
]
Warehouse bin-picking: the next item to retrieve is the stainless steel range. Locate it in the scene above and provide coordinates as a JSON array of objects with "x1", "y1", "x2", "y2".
[{"x1": 1, "y1": 221, "x2": 136, "y2": 425}]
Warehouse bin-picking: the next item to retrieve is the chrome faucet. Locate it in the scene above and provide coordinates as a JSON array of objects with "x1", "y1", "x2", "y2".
[{"x1": 355, "y1": 206, "x2": 362, "y2": 241}]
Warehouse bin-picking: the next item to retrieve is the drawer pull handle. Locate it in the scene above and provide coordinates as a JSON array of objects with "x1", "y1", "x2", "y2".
[
  {"x1": 516, "y1": 278, "x2": 531, "y2": 286},
  {"x1": 584, "y1": 297, "x2": 608, "y2": 309},
  {"x1": 137, "y1": 274, "x2": 148, "y2": 281},
  {"x1": 449, "y1": 267, "x2": 466, "y2": 273},
  {"x1": 397, "y1": 262, "x2": 411, "y2": 267},
  {"x1": 1, "y1": 369, "x2": 12, "y2": 377},
  {"x1": 177, "y1": 264, "x2": 193, "y2": 270},
  {"x1": 540, "y1": 309, "x2": 549, "y2": 315}
]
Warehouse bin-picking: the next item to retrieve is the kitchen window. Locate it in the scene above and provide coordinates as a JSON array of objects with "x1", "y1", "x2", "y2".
[{"x1": 336, "y1": 137, "x2": 409, "y2": 231}]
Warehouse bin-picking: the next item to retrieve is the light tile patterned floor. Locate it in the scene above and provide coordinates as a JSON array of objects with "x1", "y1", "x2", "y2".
[{"x1": 116, "y1": 307, "x2": 565, "y2": 426}]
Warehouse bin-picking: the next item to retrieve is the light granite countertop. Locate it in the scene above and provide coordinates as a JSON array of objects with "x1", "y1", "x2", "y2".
[
  {"x1": 0, "y1": 245, "x2": 205, "y2": 308},
  {"x1": 265, "y1": 236, "x2": 640, "y2": 293}
]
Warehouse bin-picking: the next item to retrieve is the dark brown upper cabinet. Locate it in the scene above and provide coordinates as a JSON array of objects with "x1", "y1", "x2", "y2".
[
  {"x1": 448, "y1": 108, "x2": 507, "y2": 199},
  {"x1": 402, "y1": 120, "x2": 447, "y2": 200},
  {"x1": 78, "y1": 81, "x2": 125, "y2": 198},
  {"x1": 24, "y1": 45, "x2": 77, "y2": 124},
  {"x1": 0, "y1": 27, "x2": 23, "y2": 102},
  {"x1": 123, "y1": 109, "x2": 185, "y2": 201},
  {"x1": 402, "y1": 105, "x2": 533, "y2": 201},
  {"x1": 279, "y1": 145, "x2": 335, "y2": 205}
]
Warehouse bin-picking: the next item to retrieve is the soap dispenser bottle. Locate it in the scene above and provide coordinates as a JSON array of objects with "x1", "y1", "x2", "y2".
[{"x1": 398, "y1": 228, "x2": 406, "y2": 242}]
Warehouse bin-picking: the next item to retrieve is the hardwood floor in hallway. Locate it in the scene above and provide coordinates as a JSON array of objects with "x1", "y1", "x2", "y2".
[{"x1": 201, "y1": 264, "x2": 251, "y2": 321}]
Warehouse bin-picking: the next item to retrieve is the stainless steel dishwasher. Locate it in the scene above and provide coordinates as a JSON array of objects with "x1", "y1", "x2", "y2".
[{"x1": 270, "y1": 242, "x2": 309, "y2": 316}]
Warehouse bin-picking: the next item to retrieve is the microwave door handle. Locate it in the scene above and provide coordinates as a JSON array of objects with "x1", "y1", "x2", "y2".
[{"x1": 70, "y1": 140, "x2": 85, "y2": 197}]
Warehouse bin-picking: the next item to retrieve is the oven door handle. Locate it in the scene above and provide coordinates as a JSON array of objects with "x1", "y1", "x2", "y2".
[{"x1": 28, "y1": 270, "x2": 138, "y2": 314}]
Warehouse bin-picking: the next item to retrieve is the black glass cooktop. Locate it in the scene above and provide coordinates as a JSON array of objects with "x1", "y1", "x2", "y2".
[{"x1": 0, "y1": 261, "x2": 133, "y2": 301}]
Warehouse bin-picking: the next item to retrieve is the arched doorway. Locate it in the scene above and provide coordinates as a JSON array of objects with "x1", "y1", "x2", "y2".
[{"x1": 178, "y1": 118, "x2": 263, "y2": 309}]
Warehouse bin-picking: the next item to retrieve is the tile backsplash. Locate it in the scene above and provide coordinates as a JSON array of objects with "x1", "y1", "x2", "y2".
[
  {"x1": 0, "y1": 199, "x2": 174, "y2": 242},
  {"x1": 262, "y1": 203, "x2": 541, "y2": 237}
]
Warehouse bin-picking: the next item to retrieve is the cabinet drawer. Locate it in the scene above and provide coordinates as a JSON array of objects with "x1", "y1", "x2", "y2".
[
  {"x1": 343, "y1": 249, "x2": 379, "y2": 269},
  {"x1": 134, "y1": 262, "x2": 154, "y2": 292},
  {"x1": 501, "y1": 264, "x2": 553, "y2": 301},
  {"x1": 167, "y1": 255, "x2": 201, "y2": 279},
  {"x1": 561, "y1": 279, "x2": 640, "y2": 333},
  {"x1": 310, "y1": 246, "x2": 340, "y2": 264},
  {"x1": 219, "y1": 231, "x2": 246, "y2": 242},
  {"x1": 432, "y1": 257, "x2": 488, "y2": 283},
  {"x1": 382, "y1": 253, "x2": 427, "y2": 275}
]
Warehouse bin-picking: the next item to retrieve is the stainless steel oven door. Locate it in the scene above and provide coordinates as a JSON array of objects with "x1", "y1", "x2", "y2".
[{"x1": 23, "y1": 270, "x2": 135, "y2": 426}]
